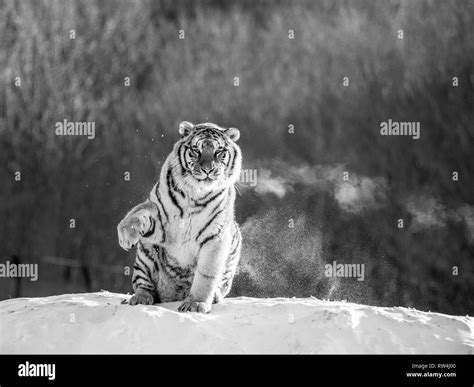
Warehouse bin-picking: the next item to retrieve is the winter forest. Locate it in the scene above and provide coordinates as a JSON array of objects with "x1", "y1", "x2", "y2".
[{"x1": 0, "y1": 0, "x2": 473, "y2": 316}]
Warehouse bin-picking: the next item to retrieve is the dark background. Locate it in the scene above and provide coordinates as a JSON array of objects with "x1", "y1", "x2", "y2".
[{"x1": 0, "y1": 0, "x2": 472, "y2": 315}]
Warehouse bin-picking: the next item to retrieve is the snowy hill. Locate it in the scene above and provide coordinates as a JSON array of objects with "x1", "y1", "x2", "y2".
[{"x1": 0, "y1": 292, "x2": 472, "y2": 354}]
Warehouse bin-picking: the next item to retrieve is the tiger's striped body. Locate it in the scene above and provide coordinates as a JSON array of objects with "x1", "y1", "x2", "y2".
[{"x1": 117, "y1": 121, "x2": 242, "y2": 313}]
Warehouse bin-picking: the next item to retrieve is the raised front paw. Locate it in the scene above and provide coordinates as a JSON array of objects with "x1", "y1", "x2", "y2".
[
  {"x1": 117, "y1": 213, "x2": 151, "y2": 251},
  {"x1": 178, "y1": 296, "x2": 212, "y2": 313},
  {"x1": 128, "y1": 291, "x2": 154, "y2": 306}
]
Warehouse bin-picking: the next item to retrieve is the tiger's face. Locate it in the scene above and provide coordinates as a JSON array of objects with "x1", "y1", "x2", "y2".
[{"x1": 173, "y1": 121, "x2": 242, "y2": 191}]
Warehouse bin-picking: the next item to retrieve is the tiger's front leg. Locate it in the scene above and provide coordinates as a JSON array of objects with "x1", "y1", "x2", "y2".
[
  {"x1": 117, "y1": 200, "x2": 160, "y2": 251},
  {"x1": 178, "y1": 230, "x2": 232, "y2": 313}
]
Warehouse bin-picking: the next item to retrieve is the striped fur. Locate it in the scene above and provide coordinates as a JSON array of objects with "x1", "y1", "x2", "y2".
[{"x1": 117, "y1": 121, "x2": 242, "y2": 313}]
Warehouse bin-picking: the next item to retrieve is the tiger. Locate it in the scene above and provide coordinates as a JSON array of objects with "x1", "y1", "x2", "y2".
[{"x1": 117, "y1": 121, "x2": 242, "y2": 313}]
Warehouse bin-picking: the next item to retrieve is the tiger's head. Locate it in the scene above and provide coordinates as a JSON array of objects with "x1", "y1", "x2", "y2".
[{"x1": 171, "y1": 121, "x2": 242, "y2": 193}]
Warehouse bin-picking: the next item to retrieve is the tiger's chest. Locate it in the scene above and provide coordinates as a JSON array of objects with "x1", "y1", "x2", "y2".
[{"x1": 163, "y1": 208, "x2": 213, "y2": 267}]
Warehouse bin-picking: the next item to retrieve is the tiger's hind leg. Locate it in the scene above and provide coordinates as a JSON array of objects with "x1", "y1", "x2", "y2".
[{"x1": 129, "y1": 242, "x2": 159, "y2": 306}]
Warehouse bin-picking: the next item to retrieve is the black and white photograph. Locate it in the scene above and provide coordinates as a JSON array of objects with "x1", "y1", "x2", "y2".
[{"x1": 0, "y1": 0, "x2": 473, "y2": 383}]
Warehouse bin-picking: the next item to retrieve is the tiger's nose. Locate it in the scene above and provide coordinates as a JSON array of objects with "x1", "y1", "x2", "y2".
[{"x1": 201, "y1": 165, "x2": 216, "y2": 175}]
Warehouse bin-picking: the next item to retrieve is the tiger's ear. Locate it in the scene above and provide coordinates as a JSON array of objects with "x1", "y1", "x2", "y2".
[
  {"x1": 226, "y1": 127, "x2": 240, "y2": 142},
  {"x1": 179, "y1": 121, "x2": 194, "y2": 137}
]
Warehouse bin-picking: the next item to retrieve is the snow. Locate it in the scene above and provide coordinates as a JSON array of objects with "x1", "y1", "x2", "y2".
[{"x1": 0, "y1": 291, "x2": 472, "y2": 354}]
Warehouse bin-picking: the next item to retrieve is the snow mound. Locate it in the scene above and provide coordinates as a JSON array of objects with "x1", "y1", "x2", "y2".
[{"x1": 0, "y1": 292, "x2": 473, "y2": 354}]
